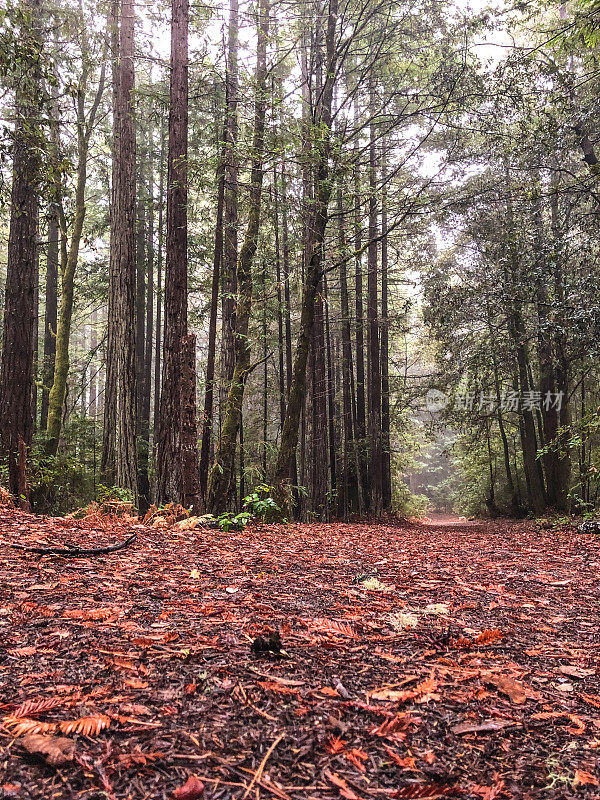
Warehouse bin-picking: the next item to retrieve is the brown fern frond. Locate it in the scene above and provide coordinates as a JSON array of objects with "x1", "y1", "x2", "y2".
[
  {"x1": 12, "y1": 696, "x2": 65, "y2": 720},
  {"x1": 310, "y1": 618, "x2": 355, "y2": 638},
  {"x1": 58, "y1": 714, "x2": 111, "y2": 736},
  {"x1": 3, "y1": 716, "x2": 58, "y2": 736}
]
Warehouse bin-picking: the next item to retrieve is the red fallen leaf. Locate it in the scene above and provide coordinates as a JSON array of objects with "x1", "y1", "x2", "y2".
[
  {"x1": 173, "y1": 775, "x2": 205, "y2": 799},
  {"x1": 383, "y1": 745, "x2": 416, "y2": 768},
  {"x1": 531, "y1": 711, "x2": 586, "y2": 734},
  {"x1": 344, "y1": 748, "x2": 368, "y2": 772},
  {"x1": 581, "y1": 693, "x2": 600, "y2": 709},
  {"x1": 485, "y1": 675, "x2": 527, "y2": 704},
  {"x1": 184, "y1": 682, "x2": 197, "y2": 695},
  {"x1": 257, "y1": 681, "x2": 298, "y2": 696},
  {"x1": 474, "y1": 629, "x2": 503, "y2": 645},
  {"x1": 317, "y1": 686, "x2": 340, "y2": 697},
  {"x1": 573, "y1": 769, "x2": 599, "y2": 788},
  {"x1": 371, "y1": 712, "x2": 417, "y2": 737},
  {"x1": 324, "y1": 769, "x2": 363, "y2": 799},
  {"x1": 325, "y1": 735, "x2": 347, "y2": 754}
]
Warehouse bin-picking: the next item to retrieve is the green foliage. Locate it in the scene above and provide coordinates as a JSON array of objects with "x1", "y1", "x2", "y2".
[
  {"x1": 241, "y1": 483, "x2": 284, "y2": 522},
  {"x1": 216, "y1": 511, "x2": 252, "y2": 532},
  {"x1": 392, "y1": 481, "x2": 430, "y2": 519},
  {"x1": 95, "y1": 484, "x2": 133, "y2": 505}
]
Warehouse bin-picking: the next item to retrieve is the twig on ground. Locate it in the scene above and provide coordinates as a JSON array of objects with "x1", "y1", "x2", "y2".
[
  {"x1": 0, "y1": 530, "x2": 138, "y2": 556},
  {"x1": 242, "y1": 733, "x2": 285, "y2": 800}
]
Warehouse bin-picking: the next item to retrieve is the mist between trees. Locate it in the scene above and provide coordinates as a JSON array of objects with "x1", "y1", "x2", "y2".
[{"x1": 0, "y1": 0, "x2": 598, "y2": 520}]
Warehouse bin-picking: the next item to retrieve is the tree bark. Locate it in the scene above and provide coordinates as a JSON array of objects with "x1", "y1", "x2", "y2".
[
  {"x1": 206, "y1": 0, "x2": 270, "y2": 513},
  {"x1": 272, "y1": 0, "x2": 338, "y2": 503},
  {"x1": 102, "y1": 0, "x2": 137, "y2": 501},
  {"x1": 199, "y1": 119, "x2": 225, "y2": 504},
  {"x1": 157, "y1": 0, "x2": 200, "y2": 507},
  {"x1": 40, "y1": 208, "x2": 58, "y2": 430},
  {"x1": 367, "y1": 82, "x2": 382, "y2": 515},
  {"x1": 221, "y1": 0, "x2": 239, "y2": 411},
  {"x1": 0, "y1": 0, "x2": 41, "y2": 504}
]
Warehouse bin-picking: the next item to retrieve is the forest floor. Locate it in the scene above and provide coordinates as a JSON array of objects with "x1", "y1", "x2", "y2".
[{"x1": 1, "y1": 511, "x2": 600, "y2": 800}]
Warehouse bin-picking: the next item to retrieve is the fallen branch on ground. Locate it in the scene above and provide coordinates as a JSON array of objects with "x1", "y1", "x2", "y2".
[{"x1": 0, "y1": 530, "x2": 138, "y2": 556}]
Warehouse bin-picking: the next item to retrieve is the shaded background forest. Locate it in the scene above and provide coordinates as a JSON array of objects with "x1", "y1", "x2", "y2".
[{"x1": 0, "y1": 0, "x2": 599, "y2": 520}]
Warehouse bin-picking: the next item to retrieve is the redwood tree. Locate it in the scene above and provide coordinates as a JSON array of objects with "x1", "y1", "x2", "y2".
[
  {"x1": 157, "y1": 0, "x2": 200, "y2": 509},
  {"x1": 0, "y1": 0, "x2": 42, "y2": 505}
]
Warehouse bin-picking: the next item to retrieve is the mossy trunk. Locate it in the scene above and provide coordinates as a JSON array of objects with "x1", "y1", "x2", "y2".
[{"x1": 205, "y1": 0, "x2": 269, "y2": 513}]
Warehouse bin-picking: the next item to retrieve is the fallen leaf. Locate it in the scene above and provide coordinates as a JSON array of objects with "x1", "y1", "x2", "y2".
[
  {"x1": 325, "y1": 769, "x2": 363, "y2": 799},
  {"x1": 173, "y1": 774, "x2": 205, "y2": 799},
  {"x1": 21, "y1": 734, "x2": 75, "y2": 766},
  {"x1": 486, "y1": 676, "x2": 527, "y2": 704},
  {"x1": 559, "y1": 665, "x2": 595, "y2": 679},
  {"x1": 573, "y1": 769, "x2": 599, "y2": 788},
  {"x1": 451, "y1": 719, "x2": 520, "y2": 735}
]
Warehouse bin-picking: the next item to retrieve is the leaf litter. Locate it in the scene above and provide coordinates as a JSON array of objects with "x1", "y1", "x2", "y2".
[{"x1": 0, "y1": 509, "x2": 599, "y2": 797}]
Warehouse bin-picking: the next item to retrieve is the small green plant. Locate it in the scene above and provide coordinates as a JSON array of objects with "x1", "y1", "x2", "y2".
[
  {"x1": 241, "y1": 483, "x2": 284, "y2": 522},
  {"x1": 96, "y1": 484, "x2": 133, "y2": 505},
  {"x1": 217, "y1": 511, "x2": 252, "y2": 532}
]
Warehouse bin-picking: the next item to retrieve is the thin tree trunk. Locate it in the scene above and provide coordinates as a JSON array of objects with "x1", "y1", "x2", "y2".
[
  {"x1": 367, "y1": 82, "x2": 382, "y2": 515},
  {"x1": 206, "y1": 0, "x2": 270, "y2": 512},
  {"x1": 153, "y1": 117, "x2": 166, "y2": 458},
  {"x1": 353, "y1": 99, "x2": 367, "y2": 510},
  {"x1": 380, "y1": 142, "x2": 391, "y2": 510},
  {"x1": 273, "y1": 163, "x2": 286, "y2": 431},
  {"x1": 199, "y1": 119, "x2": 225, "y2": 503},
  {"x1": 138, "y1": 123, "x2": 154, "y2": 512},
  {"x1": 46, "y1": 52, "x2": 106, "y2": 456},
  {"x1": 41, "y1": 208, "x2": 58, "y2": 430},
  {"x1": 221, "y1": 0, "x2": 239, "y2": 410},
  {"x1": 272, "y1": 0, "x2": 338, "y2": 503},
  {"x1": 324, "y1": 273, "x2": 336, "y2": 504}
]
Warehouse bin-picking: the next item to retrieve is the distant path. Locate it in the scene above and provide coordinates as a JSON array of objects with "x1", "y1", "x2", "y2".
[{"x1": 421, "y1": 512, "x2": 477, "y2": 527}]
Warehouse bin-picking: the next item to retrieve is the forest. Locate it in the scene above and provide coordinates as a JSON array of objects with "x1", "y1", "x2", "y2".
[{"x1": 1, "y1": 0, "x2": 600, "y2": 798}]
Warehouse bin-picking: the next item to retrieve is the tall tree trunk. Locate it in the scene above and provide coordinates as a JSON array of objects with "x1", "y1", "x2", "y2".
[
  {"x1": 135, "y1": 139, "x2": 147, "y2": 426},
  {"x1": 199, "y1": 119, "x2": 225, "y2": 503},
  {"x1": 41, "y1": 208, "x2": 58, "y2": 430},
  {"x1": 138, "y1": 125, "x2": 154, "y2": 512},
  {"x1": 32, "y1": 243, "x2": 39, "y2": 429},
  {"x1": 550, "y1": 180, "x2": 571, "y2": 509},
  {"x1": 206, "y1": 0, "x2": 270, "y2": 513},
  {"x1": 221, "y1": 0, "x2": 239, "y2": 414},
  {"x1": 272, "y1": 0, "x2": 338, "y2": 502},
  {"x1": 102, "y1": 0, "x2": 121, "y2": 482},
  {"x1": 367, "y1": 83, "x2": 382, "y2": 515},
  {"x1": 153, "y1": 118, "x2": 166, "y2": 457},
  {"x1": 0, "y1": 0, "x2": 41, "y2": 505},
  {"x1": 273, "y1": 163, "x2": 286, "y2": 431},
  {"x1": 102, "y1": 0, "x2": 137, "y2": 500},
  {"x1": 324, "y1": 273, "x2": 336, "y2": 505},
  {"x1": 46, "y1": 40, "x2": 106, "y2": 455},
  {"x1": 338, "y1": 186, "x2": 356, "y2": 519},
  {"x1": 353, "y1": 100, "x2": 367, "y2": 510},
  {"x1": 380, "y1": 143, "x2": 391, "y2": 510},
  {"x1": 157, "y1": 0, "x2": 200, "y2": 508}
]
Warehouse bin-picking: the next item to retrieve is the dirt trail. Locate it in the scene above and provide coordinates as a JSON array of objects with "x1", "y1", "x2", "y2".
[{"x1": 0, "y1": 509, "x2": 599, "y2": 799}]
